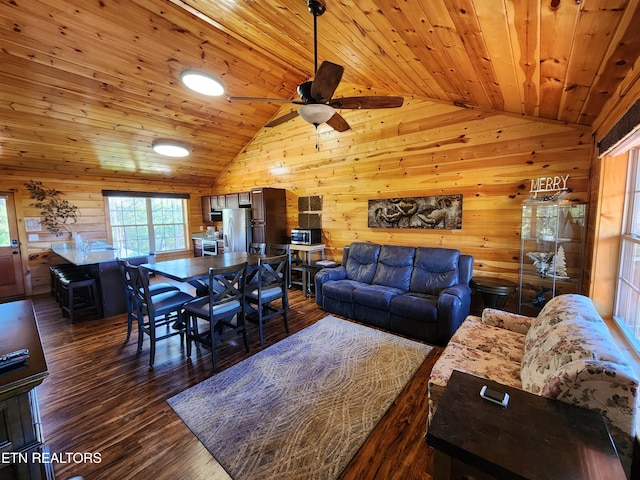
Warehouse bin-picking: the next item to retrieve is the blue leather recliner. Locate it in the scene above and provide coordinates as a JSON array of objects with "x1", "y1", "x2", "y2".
[{"x1": 315, "y1": 242, "x2": 474, "y2": 345}]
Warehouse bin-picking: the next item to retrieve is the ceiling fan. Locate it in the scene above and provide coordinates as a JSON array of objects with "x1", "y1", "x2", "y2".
[{"x1": 228, "y1": 0, "x2": 404, "y2": 132}]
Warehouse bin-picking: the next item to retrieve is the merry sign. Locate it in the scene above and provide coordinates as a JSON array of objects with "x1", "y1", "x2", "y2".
[{"x1": 530, "y1": 174, "x2": 569, "y2": 198}]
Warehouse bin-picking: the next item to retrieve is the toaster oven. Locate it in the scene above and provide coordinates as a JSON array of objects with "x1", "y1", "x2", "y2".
[{"x1": 290, "y1": 228, "x2": 322, "y2": 245}]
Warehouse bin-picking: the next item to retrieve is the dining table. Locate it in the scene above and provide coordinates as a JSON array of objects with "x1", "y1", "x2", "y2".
[{"x1": 140, "y1": 252, "x2": 264, "y2": 291}]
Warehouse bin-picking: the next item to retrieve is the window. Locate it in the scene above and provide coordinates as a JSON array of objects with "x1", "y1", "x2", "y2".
[
  {"x1": 614, "y1": 148, "x2": 640, "y2": 350},
  {"x1": 106, "y1": 194, "x2": 188, "y2": 254},
  {"x1": 0, "y1": 196, "x2": 9, "y2": 246}
]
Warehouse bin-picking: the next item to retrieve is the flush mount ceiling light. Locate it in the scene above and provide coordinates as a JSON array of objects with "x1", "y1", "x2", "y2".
[
  {"x1": 180, "y1": 70, "x2": 225, "y2": 96},
  {"x1": 151, "y1": 140, "x2": 190, "y2": 157},
  {"x1": 297, "y1": 104, "x2": 335, "y2": 126}
]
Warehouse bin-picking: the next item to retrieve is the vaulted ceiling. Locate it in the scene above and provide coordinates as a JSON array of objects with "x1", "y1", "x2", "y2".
[{"x1": 1, "y1": 0, "x2": 639, "y2": 185}]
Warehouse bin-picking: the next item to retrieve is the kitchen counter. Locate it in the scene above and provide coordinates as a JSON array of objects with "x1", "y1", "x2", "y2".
[
  {"x1": 192, "y1": 234, "x2": 224, "y2": 256},
  {"x1": 52, "y1": 241, "x2": 146, "y2": 266},
  {"x1": 52, "y1": 241, "x2": 150, "y2": 317},
  {"x1": 192, "y1": 233, "x2": 223, "y2": 240}
]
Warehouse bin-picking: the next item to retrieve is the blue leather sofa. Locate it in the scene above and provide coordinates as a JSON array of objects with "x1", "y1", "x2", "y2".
[{"x1": 315, "y1": 242, "x2": 474, "y2": 345}]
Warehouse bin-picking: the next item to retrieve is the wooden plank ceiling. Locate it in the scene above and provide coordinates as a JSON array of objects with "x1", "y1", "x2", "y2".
[{"x1": 0, "y1": 0, "x2": 639, "y2": 186}]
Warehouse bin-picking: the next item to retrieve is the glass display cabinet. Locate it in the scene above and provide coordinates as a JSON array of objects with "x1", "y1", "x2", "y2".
[{"x1": 518, "y1": 200, "x2": 587, "y2": 315}]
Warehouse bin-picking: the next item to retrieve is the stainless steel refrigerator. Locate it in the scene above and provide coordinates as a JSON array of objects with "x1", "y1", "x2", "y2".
[{"x1": 222, "y1": 208, "x2": 252, "y2": 252}]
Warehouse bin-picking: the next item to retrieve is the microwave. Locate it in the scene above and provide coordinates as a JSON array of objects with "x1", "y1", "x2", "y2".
[{"x1": 291, "y1": 228, "x2": 322, "y2": 245}]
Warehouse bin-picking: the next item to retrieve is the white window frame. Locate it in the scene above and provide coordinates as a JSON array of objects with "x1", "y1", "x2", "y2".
[
  {"x1": 106, "y1": 195, "x2": 189, "y2": 254},
  {"x1": 613, "y1": 148, "x2": 640, "y2": 352}
]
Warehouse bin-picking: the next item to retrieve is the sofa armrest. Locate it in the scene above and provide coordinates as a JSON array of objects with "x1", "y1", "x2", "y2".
[
  {"x1": 441, "y1": 284, "x2": 471, "y2": 300},
  {"x1": 540, "y1": 359, "x2": 639, "y2": 476},
  {"x1": 481, "y1": 308, "x2": 536, "y2": 335},
  {"x1": 436, "y1": 284, "x2": 473, "y2": 344},
  {"x1": 315, "y1": 266, "x2": 347, "y2": 307}
]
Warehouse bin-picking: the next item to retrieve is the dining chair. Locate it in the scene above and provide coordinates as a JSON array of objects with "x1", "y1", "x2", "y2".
[
  {"x1": 244, "y1": 254, "x2": 290, "y2": 346},
  {"x1": 183, "y1": 262, "x2": 249, "y2": 372},
  {"x1": 249, "y1": 242, "x2": 267, "y2": 254},
  {"x1": 131, "y1": 263, "x2": 195, "y2": 368},
  {"x1": 117, "y1": 259, "x2": 180, "y2": 340},
  {"x1": 266, "y1": 243, "x2": 295, "y2": 287}
]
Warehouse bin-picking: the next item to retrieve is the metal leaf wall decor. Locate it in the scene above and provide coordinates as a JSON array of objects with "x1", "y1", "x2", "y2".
[{"x1": 368, "y1": 194, "x2": 462, "y2": 229}]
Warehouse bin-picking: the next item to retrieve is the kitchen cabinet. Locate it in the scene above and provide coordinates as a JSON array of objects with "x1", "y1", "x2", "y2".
[
  {"x1": 251, "y1": 188, "x2": 287, "y2": 244},
  {"x1": 225, "y1": 193, "x2": 239, "y2": 209},
  {"x1": 201, "y1": 195, "x2": 211, "y2": 223},
  {"x1": 518, "y1": 200, "x2": 587, "y2": 315},
  {"x1": 193, "y1": 238, "x2": 203, "y2": 257},
  {"x1": 202, "y1": 192, "x2": 253, "y2": 223},
  {"x1": 239, "y1": 191, "x2": 251, "y2": 205},
  {"x1": 210, "y1": 195, "x2": 226, "y2": 210}
]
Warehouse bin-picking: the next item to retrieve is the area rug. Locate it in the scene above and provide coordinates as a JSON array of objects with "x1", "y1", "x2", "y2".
[{"x1": 167, "y1": 315, "x2": 432, "y2": 480}]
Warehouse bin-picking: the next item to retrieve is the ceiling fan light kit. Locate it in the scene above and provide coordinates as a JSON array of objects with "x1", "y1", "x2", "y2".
[
  {"x1": 228, "y1": 0, "x2": 403, "y2": 136},
  {"x1": 180, "y1": 70, "x2": 225, "y2": 96},
  {"x1": 298, "y1": 104, "x2": 336, "y2": 126},
  {"x1": 152, "y1": 140, "x2": 190, "y2": 157}
]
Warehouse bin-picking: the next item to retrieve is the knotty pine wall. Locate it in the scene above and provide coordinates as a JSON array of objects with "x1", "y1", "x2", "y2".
[
  {"x1": 4, "y1": 91, "x2": 594, "y2": 302},
  {"x1": 588, "y1": 72, "x2": 640, "y2": 317},
  {"x1": 3, "y1": 175, "x2": 210, "y2": 296},
  {"x1": 212, "y1": 90, "x2": 593, "y2": 298}
]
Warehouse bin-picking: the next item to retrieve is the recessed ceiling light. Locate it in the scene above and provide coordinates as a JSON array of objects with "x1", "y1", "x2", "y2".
[
  {"x1": 152, "y1": 141, "x2": 190, "y2": 157},
  {"x1": 180, "y1": 70, "x2": 225, "y2": 96}
]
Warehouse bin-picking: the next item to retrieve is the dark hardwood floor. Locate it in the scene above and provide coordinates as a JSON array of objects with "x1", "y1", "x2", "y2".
[{"x1": 32, "y1": 286, "x2": 441, "y2": 480}]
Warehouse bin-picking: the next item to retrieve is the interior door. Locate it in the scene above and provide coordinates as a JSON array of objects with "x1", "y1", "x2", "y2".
[{"x1": 0, "y1": 192, "x2": 25, "y2": 299}]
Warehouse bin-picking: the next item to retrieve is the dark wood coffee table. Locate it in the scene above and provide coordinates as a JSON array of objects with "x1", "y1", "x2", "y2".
[{"x1": 426, "y1": 370, "x2": 626, "y2": 480}]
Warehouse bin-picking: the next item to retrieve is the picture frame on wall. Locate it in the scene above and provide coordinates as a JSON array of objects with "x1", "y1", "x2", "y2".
[
  {"x1": 368, "y1": 194, "x2": 463, "y2": 229},
  {"x1": 24, "y1": 217, "x2": 42, "y2": 232}
]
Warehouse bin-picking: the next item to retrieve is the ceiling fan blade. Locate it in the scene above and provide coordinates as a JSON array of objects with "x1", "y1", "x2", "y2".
[
  {"x1": 310, "y1": 61, "x2": 344, "y2": 102},
  {"x1": 228, "y1": 96, "x2": 303, "y2": 104},
  {"x1": 265, "y1": 110, "x2": 300, "y2": 127},
  {"x1": 326, "y1": 112, "x2": 350, "y2": 132},
  {"x1": 329, "y1": 96, "x2": 404, "y2": 109}
]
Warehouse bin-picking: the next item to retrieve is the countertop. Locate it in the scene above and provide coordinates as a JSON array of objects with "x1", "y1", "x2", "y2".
[
  {"x1": 192, "y1": 233, "x2": 223, "y2": 243},
  {"x1": 52, "y1": 241, "x2": 147, "y2": 266}
]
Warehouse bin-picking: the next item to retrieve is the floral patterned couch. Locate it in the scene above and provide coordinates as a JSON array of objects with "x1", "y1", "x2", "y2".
[{"x1": 428, "y1": 294, "x2": 639, "y2": 477}]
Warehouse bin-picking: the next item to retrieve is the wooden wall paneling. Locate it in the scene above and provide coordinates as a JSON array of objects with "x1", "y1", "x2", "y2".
[
  {"x1": 579, "y1": 0, "x2": 640, "y2": 126},
  {"x1": 418, "y1": 1, "x2": 490, "y2": 107},
  {"x1": 592, "y1": 27, "x2": 640, "y2": 140},
  {"x1": 1, "y1": 174, "x2": 209, "y2": 297},
  {"x1": 372, "y1": 3, "x2": 451, "y2": 100},
  {"x1": 212, "y1": 95, "x2": 591, "y2": 291},
  {"x1": 559, "y1": 0, "x2": 628, "y2": 124},
  {"x1": 331, "y1": 0, "x2": 433, "y2": 96},
  {"x1": 473, "y1": 1, "x2": 525, "y2": 114},
  {"x1": 588, "y1": 153, "x2": 628, "y2": 318},
  {"x1": 442, "y1": 0, "x2": 504, "y2": 110},
  {"x1": 506, "y1": 0, "x2": 540, "y2": 117},
  {"x1": 538, "y1": 0, "x2": 580, "y2": 120}
]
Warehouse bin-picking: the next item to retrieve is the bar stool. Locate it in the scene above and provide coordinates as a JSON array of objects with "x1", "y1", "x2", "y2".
[
  {"x1": 59, "y1": 271, "x2": 102, "y2": 323},
  {"x1": 49, "y1": 264, "x2": 79, "y2": 302}
]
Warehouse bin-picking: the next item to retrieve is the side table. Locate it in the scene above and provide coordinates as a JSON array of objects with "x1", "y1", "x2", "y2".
[
  {"x1": 300, "y1": 261, "x2": 338, "y2": 298},
  {"x1": 290, "y1": 244, "x2": 325, "y2": 291},
  {"x1": 470, "y1": 276, "x2": 517, "y2": 309},
  {"x1": 426, "y1": 370, "x2": 626, "y2": 480}
]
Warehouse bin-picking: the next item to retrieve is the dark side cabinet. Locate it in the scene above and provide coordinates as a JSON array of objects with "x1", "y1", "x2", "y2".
[
  {"x1": 0, "y1": 301, "x2": 54, "y2": 480},
  {"x1": 250, "y1": 188, "x2": 286, "y2": 245}
]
